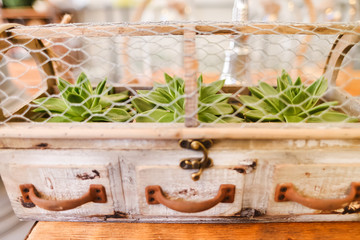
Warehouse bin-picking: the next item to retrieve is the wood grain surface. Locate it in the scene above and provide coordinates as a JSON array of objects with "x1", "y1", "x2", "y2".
[
  {"x1": 26, "y1": 222, "x2": 360, "y2": 240},
  {"x1": 8, "y1": 23, "x2": 360, "y2": 39}
]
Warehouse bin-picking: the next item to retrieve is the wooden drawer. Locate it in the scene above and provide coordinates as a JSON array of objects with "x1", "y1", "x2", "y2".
[
  {"x1": 267, "y1": 150, "x2": 360, "y2": 216},
  {"x1": 0, "y1": 150, "x2": 123, "y2": 221},
  {"x1": 119, "y1": 149, "x2": 255, "y2": 218},
  {"x1": 2, "y1": 139, "x2": 360, "y2": 223}
]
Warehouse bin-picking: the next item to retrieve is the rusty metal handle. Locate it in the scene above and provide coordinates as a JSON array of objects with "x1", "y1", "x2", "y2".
[
  {"x1": 275, "y1": 182, "x2": 360, "y2": 211},
  {"x1": 19, "y1": 184, "x2": 107, "y2": 211},
  {"x1": 145, "y1": 184, "x2": 235, "y2": 213}
]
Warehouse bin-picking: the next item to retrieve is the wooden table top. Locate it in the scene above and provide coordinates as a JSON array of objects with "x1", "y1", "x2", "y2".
[{"x1": 26, "y1": 221, "x2": 360, "y2": 240}]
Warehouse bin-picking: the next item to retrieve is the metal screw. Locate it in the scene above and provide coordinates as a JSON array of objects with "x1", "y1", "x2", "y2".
[
  {"x1": 180, "y1": 140, "x2": 188, "y2": 148},
  {"x1": 149, "y1": 198, "x2": 155, "y2": 202},
  {"x1": 278, "y1": 194, "x2": 285, "y2": 201},
  {"x1": 280, "y1": 187, "x2": 287, "y2": 193},
  {"x1": 148, "y1": 190, "x2": 155, "y2": 195},
  {"x1": 23, "y1": 188, "x2": 29, "y2": 193},
  {"x1": 96, "y1": 189, "x2": 101, "y2": 193},
  {"x1": 97, "y1": 197, "x2": 101, "y2": 201},
  {"x1": 191, "y1": 141, "x2": 200, "y2": 150}
]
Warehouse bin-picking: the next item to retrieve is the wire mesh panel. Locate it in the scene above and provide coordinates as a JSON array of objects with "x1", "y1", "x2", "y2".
[{"x1": 0, "y1": 22, "x2": 360, "y2": 129}]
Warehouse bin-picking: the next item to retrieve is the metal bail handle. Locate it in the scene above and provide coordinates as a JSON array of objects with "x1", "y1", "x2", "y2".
[
  {"x1": 145, "y1": 184, "x2": 235, "y2": 213},
  {"x1": 179, "y1": 139, "x2": 213, "y2": 181},
  {"x1": 19, "y1": 184, "x2": 107, "y2": 211},
  {"x1": 275, "y1": 182, "x2": 360, "y2": 211}
]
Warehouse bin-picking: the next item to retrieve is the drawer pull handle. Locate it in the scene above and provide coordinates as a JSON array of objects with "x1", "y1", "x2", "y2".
[
  {"x1": 275, "y1": 182, "x2": 360, "y2": 211},
  {"x1": 145, "y1": 184, "x2": 235, "y2": 213},
  {"x1": 19, "y1": 184, "x2": 107, "y2": 211}
]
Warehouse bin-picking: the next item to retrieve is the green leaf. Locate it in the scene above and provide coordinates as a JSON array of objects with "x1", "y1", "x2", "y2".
[
  {"x1": 292, "y1": 77, "x2": 303, "y2": 96},
  {"x1": 57, "y1": 77, "x2": 74, "y2": 100},
  {"x1": 156, "y1": 87, "x2": 183, "y2": 112},
  {"x1": 91, "y1": 78, "x2": 107, "y2": 108},
  {"x1": 145, "y1": 89, "x2": 172, "y2": 105},
  {"x1": 174, "y1": 77, "x2": 185, "y2": 95},
  {"x1": 200, "y1": 80, "x2": 225, "y2": 100},
  {"x1": 243, "y1": 109, "x2": 282, "y2": 122},
  {"x1": 102, "y1": 108, "x2": 132, "y2": 122},
  {"x1": 164, "y1": 73, "x2": 177, "y2": 97},
  {"x1": 65, "y1": 93, "x2": 88, "y2": 116},
  {"x1": 307, "y1": 111, "x2": 358, "y2": 123},
  {"x1": 99, "y1": 91, "x2": 129, "y2": 108},
  {"x1": 88, "y1": 108, "x2": 131, "y2": 122},
  {"x1": 259, "y1": 81, "x2": 285, "y2": 109},
  {"x1": 66, "y1": 93, "x2": 85, "y2": 104},
  {"x1": 47, "y1": 115, "x2": 84, "y2": 122},
  {"x1": 132, "y1": 97, "x2": 156, "y2": 113},
  {"x1": 137, "y1": 90, "x2": 150, "y2": 95},
  {"x1": 292, "y1": 87, "x2": 309, "y2": 105},
  {"x1": 164, "y1": 73, "x2": 173, "y2": 85},
  {"x1": 201, "y1": 93, "x2": 230, "y2": 104},
  {"x1": 198, "y1": 112, "x2": 226, "y2": 123},
  {"x1": 294, "y1": 76, "x2": 302, "y2": 86},
  {"x1": 33, "y1": 97, "x2": 66, "y2": 113},
  {"x1": 58, "y1": 77, "x2": 71, "y2": 93},
  {"x1": 200, "y1": 102, "x2": 234, "y2": 115},
  {"x1": 249, "y1": 86, "x2": 280, "y2": 113},
  {"x1": 298, "y1": 101, "x2": 338, "y2": 118},
  {"x1": 136, "y1": 109, "x2": 175, "y2": 122},
  {"x1": 197, "y1": 74, "x2": 203, "y2": 90},
  {"x1": 75, "y1": 72, "x2": 93, "y2": 108},
  {"x1": 283, "y1": 69, "x2": 293, "y2": 85},
  {"x1": 239, "y1": 95, "x2": 275, "y2": 115},
  {"x1": 76, "y1": 72, "x2": 93, "y2": 94},
  {"x1": 277, "y1": 76, "x2": 287, "y2": 94},
  {"x1": 303, "y1": 76, "x2": 328, "y2": 109},
  {"x1": 259, "y1": 82, "x2": 278, "y2": 96},
  {"x1": 220, "y1": 116, "x2": 244, "y2": 123},
  {"x1": 91, "y1": 104, "x2": 103, "y2": 113},
  {"x1": 284, "y1": 115, "x2": 304, "y2": 123},
  {"x1": 276, "y1": 70, "x2": 292, "y2": 93}
]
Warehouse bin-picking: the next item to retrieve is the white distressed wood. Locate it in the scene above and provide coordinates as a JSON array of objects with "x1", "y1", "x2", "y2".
[
  {"x1": 2, "y1": 123, "x2": 360, "y2": 141},
  {"x1": 1, "y1": 141, "x2": 360, "y2": 222},
  {"x1": 118, "y1": 149, "x2": 256, "y2": 216},
  {"x1": 136, "y1": 166, "x2": 244, "y2": 216},
  {"x1": 268, "y1": 163, "x2": 360, "y2": 215},
  {"x1": 0, "y1": 150, "x2": 125, "y2": 221}
]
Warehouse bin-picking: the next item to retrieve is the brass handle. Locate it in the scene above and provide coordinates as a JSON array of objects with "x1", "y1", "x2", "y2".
[
  {"x1": 19, "y1": 184, "x2": 107, "y2": 211},
  {"x1": 145, "y1": 184, "x2": 235, "y2": 213},
  {"x1": 275, "y1": 182, "x2": 360, "y2": 211}
]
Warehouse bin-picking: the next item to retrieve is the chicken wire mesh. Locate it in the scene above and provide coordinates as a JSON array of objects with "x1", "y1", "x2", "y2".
[{"x1": 0, "y1": 21, "x2": 360, "y2": 127}]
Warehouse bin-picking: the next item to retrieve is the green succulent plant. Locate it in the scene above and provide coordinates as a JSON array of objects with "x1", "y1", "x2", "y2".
[
  {"x1": 33, "y1": 72, "x2": 132, "y2": 122},
  {"x1": 238, "y1": 70, "x2": 358, "y2": 123},
  {"x1": 132, "y1": 73, "x2": 242, "y2": 123}
]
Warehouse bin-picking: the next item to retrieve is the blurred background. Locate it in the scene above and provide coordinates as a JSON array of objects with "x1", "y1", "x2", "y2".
[
  {"x1": 1, "y1": 0, "x2": 360, "y2": 238},
  {"x1": 1, "y1": 0, "x2": 358, "y2": 23}
]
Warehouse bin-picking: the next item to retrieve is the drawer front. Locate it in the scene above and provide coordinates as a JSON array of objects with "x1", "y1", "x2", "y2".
[
  {"x1": 119, "y1": 149, "x2": 255, "y2": 217},
  {"x1": 268, "y1": 162, "x2": 360, "y2": 215},
  {"x1": 0, "y1": 150, "x2": 123, "y2": 221},
  {"x1": 137, "y1": 165, "x2": 243, "y2": 216}
]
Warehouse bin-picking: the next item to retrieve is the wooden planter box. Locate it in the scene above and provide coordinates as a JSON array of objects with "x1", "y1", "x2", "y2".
[{"x1": 1, "y1": 22, "x2": 360, "y2": 223}]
